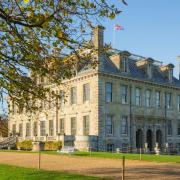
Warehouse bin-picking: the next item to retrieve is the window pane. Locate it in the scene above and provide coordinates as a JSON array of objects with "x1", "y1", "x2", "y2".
[
  {"x1": 60, "y1": 118, "x2": 65, "y2": 134},
  {"x1": 83, "y1": 84, "x2": 90, "y2": 102},
  {"x1": 71, "y1": 87, "x2": 77, "y2": 104},
  {"x1": 167, "y1": 120, "x2": 172, "y2": 136},
  {"x1": 40, "y1": 121, "x2": 45, "y2": 136},
  {"x1": 83, "y1": 115, "x2": 89, "y2": 135},
  {"x1": 106, "y1": 115, "x2": 113, "y2": 135},
  {"x1": 33, "y1": 122, "x2": 37, "y2": 136},
  {"x1": 121, "y1": 116, "x2": 128, "y2": 135},
  {"x1": 71, "y1": 117, "x2": 76, "y2": 135},
  {"x1": 26, "y1": 123, "x2": 31, "y2": 137},
  {"x1": 60, "y1": 91, "x2": 65, "y2": 107},
  {"x1": 19, "y1": 123, "x2": 23, "y2": 137},
  {"x1": 135, "y1": 88, "x2": 141, "y2": 106},
  {"x1": 177, "y1": 121, "x2": 180, "y2": 136},
  {"x1": 145, "y1": 90, "x2": 151, "y2": 107},
  {"x1": 121, "y1": 85, "x2": 128, "y2": 104},
  {"x1": 178, "y1": 95, "x2": 180, "y2": 111},
  {"x1": 106, "y1": 83, "x2": 112, "y2": 102},
  {"x1": 49, "y1": 120, "x2": 54, "y2": 136},
  {"x1": 155, "y1": 91, "x2": 160, "y2": 107}
]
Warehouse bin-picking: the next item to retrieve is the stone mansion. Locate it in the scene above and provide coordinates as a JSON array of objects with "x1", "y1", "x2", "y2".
[{"x1": 8, "y1": 26, "x2": 180, "y2": 152}]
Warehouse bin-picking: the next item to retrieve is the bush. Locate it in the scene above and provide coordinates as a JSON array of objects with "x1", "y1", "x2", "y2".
[
  {"x1": 16, "y1": 140, "x2": 33, "y2": 150},
  {"x1": 44, "y1": 141, "x2": 62, "y2": 151}
]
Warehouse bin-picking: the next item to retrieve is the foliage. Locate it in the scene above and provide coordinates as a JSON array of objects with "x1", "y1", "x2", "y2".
[
  {"x1": 0, "y1": 164, "x2": 101, "y2": 180},
  {"x1": 44, "y1": 141, "x2": 62, "y2": 151},
  {"x1": 0, "y1": 0, "x2": 127, "y2": 110},
  {"x1": 16, "y1": 140, "x2": 33, "y2": 150}
]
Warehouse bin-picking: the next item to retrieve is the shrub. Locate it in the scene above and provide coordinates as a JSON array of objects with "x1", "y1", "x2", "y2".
[
  {"x1": 16, "y1": 140, "x2": 33, "y2": 150},
  {"x1": 44, "y1": 141, "x2": 62, "y2": 151}
]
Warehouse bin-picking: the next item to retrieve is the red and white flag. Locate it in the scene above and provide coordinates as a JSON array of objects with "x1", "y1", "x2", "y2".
[{"x1": 114, "y1": 24, "x2": 124, "y2": 30}]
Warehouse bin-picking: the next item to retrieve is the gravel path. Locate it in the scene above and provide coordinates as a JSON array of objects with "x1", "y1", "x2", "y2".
[{"x1": 0, "y1": 152, "x2": 180, "y2": 179}]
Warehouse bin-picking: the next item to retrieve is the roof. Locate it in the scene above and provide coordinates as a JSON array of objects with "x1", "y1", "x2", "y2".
[{"x1": 101, "y1": 49, "x2": 180, "y2": 88}]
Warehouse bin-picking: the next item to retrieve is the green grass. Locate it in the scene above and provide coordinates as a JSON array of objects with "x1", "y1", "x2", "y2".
[
  {"x1": 0, "y1": 164, "x2": 104, "y2": 180},
  {"x1": 1, "y1": 149, "x2": 180, "y2": 163},
  {"x1": 41, "y1": 151, "x2": 180, "y2": 163},
  {"x1": 73, "y1": 151, "x2": 180, "y2": 163}
]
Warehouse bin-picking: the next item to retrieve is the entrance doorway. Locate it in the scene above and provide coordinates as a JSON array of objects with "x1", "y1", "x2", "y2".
[
  {"x1": 136, "y1": 129, "x2": 143, "y2": 148},
  {"x1": 156, "y1": 130, "x2": 162, "y2": 148},
  {"x1": 146, "y1": 129, "x2": 153, "y2": 151}
]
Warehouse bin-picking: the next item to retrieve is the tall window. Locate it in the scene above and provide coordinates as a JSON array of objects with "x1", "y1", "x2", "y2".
[
  {"x1": 178, "y1": 95, "x2": 180, "y2": 111},
  {"x1": 83, "y1": 115, "x2": 90, "y2": 135},
  {"x1": 177, "y1": 121, "x2": 180, "y2": 136},
  {"x1": 106, "y1": 115, "x2": 113, "y2": 135},
  {"x1": 106, "y1": 82, "x2": 112, "y2": 102},
  {"x1": 145, "y1": 90, "x2": 151, "y2": 107},
  {"x1": 135, "y1": 88, "x2": 141, "y2": 106},
  {"x1": 59, "y1": 91, "x2": 65, "y2": 107},
  {"x1": 165, "y1": 93, "x2": 172, "y2": 109},
  {"x1": 121, "y1": 116, "x2": 128, "y2": 135},
  {"x1": 155, "y1": 91, "x2": 161, "y2": 107},
  {"x1": 60, "y1": 118, "x2": 65, "y2": 134},
  {"x1": 19, "y1": 123, "x2": 23, "y2": 137},
  {"x1": 26, "y1": 122, "x2": 31, "y2": 137},
  {"x1": 49, "y1": 120, "x2": 54, "y2": 136},
  {"x1": 40, "y1": 121, "x2": 46, "y2": 136},
  {"x1": 71, "y1": 117, "x2": 76, "y2": 135},
  {"x1": 167, "y1": 120, "x2": 172, "y2": 136},
  {"x1": 33, "y1": 122, "x2": 37, "y2": 136},
  {"x1": 71, "y1": 87, "x2": 77, "y2": 105},
  {"x1": 12, "y1": 124, "x2": 16, "y2": 136},
  {"x1": 121, "y1": 85, "x2": 128, "y2": 104},
  {"x1": 121, "y1": 57, "x2": 128, "y2": 73},
  {"x1": 83, "y1": 83, "x2": 90, "y2": 102}
]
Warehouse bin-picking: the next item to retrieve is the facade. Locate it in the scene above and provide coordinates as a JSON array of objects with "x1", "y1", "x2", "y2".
[{"x1": 8, "y1": 26, "x2": 180, "y2": 152}]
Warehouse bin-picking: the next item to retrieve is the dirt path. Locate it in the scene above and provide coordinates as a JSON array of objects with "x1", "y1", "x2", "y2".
[{"x1": 0, "y1": 152, "x2": 180, "y2": 180}]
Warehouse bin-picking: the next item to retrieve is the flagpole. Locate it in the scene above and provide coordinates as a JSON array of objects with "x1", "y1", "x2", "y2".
[{"x1": 113, "y1": 26, "x2": 115, "y2": 48}]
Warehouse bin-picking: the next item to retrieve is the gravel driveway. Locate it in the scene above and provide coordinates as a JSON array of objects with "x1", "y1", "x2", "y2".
[{"x1": 0, "y1": 152, "x2": 180, "y2": 180}]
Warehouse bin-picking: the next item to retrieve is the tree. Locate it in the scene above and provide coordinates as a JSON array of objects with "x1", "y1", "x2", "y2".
[{"x1": 0, "y1": 0, "x2": 127, "y2": 111}]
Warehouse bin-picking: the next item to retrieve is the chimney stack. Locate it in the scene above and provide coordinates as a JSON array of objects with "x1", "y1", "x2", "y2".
[{"x1": 93, "y1": 25, "x2": 105, "y2": 50}]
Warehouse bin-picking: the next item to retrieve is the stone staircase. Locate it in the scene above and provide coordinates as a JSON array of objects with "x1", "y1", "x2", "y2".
[{"x1": 0, "y1": 137, "x2": 17, "y2": 149}]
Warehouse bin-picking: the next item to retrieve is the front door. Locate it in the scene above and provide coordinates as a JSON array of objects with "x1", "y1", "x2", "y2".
[{"x1": 146, "y1": 129, "x2": 153, "y2": 151}]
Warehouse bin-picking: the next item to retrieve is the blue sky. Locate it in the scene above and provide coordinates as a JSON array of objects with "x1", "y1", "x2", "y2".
[{"x1": 102, "y1": 0, "x2": 180, "y2": 78}]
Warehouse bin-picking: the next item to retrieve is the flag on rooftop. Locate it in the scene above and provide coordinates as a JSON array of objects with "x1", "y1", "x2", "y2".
[{"x1": 114, "y1": 24, "x2": 124, "y2": 30}]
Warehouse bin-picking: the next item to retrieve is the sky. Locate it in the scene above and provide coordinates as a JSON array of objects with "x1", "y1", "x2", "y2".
[{"x1": 102, "y1": 0, "x2": 180, "y2": 78}]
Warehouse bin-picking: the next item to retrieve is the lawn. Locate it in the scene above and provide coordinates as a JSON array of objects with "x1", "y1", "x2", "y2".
[
  {"x1": 42, "y1": 151, "x2": 180, "y2": 163},
  {"x1": 0, "y1": 164, "x2": 104, "y2": 180}
]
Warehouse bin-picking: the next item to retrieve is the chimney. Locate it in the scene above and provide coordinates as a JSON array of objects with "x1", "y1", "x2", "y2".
[{"x1": 93, "y1": 25, "x2": 105, "y2": 50}]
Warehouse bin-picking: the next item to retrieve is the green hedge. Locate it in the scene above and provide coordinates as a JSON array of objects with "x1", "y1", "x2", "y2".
[
  {"x1": 16, "y1": 140, "x2": 33, "y2": 150},
  {"x1": 44, "y1": 141, "x2": 62, "y2": 151}
]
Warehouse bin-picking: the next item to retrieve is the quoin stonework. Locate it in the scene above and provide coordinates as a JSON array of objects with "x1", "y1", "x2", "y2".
[{"x1": 8, "y1": 26, "x2": 180, "y2": 152}]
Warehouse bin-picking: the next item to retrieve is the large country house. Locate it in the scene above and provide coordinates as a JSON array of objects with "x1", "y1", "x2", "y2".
[{"x1": 8, "y1": 26, "x2": 180, "y2": 152}]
